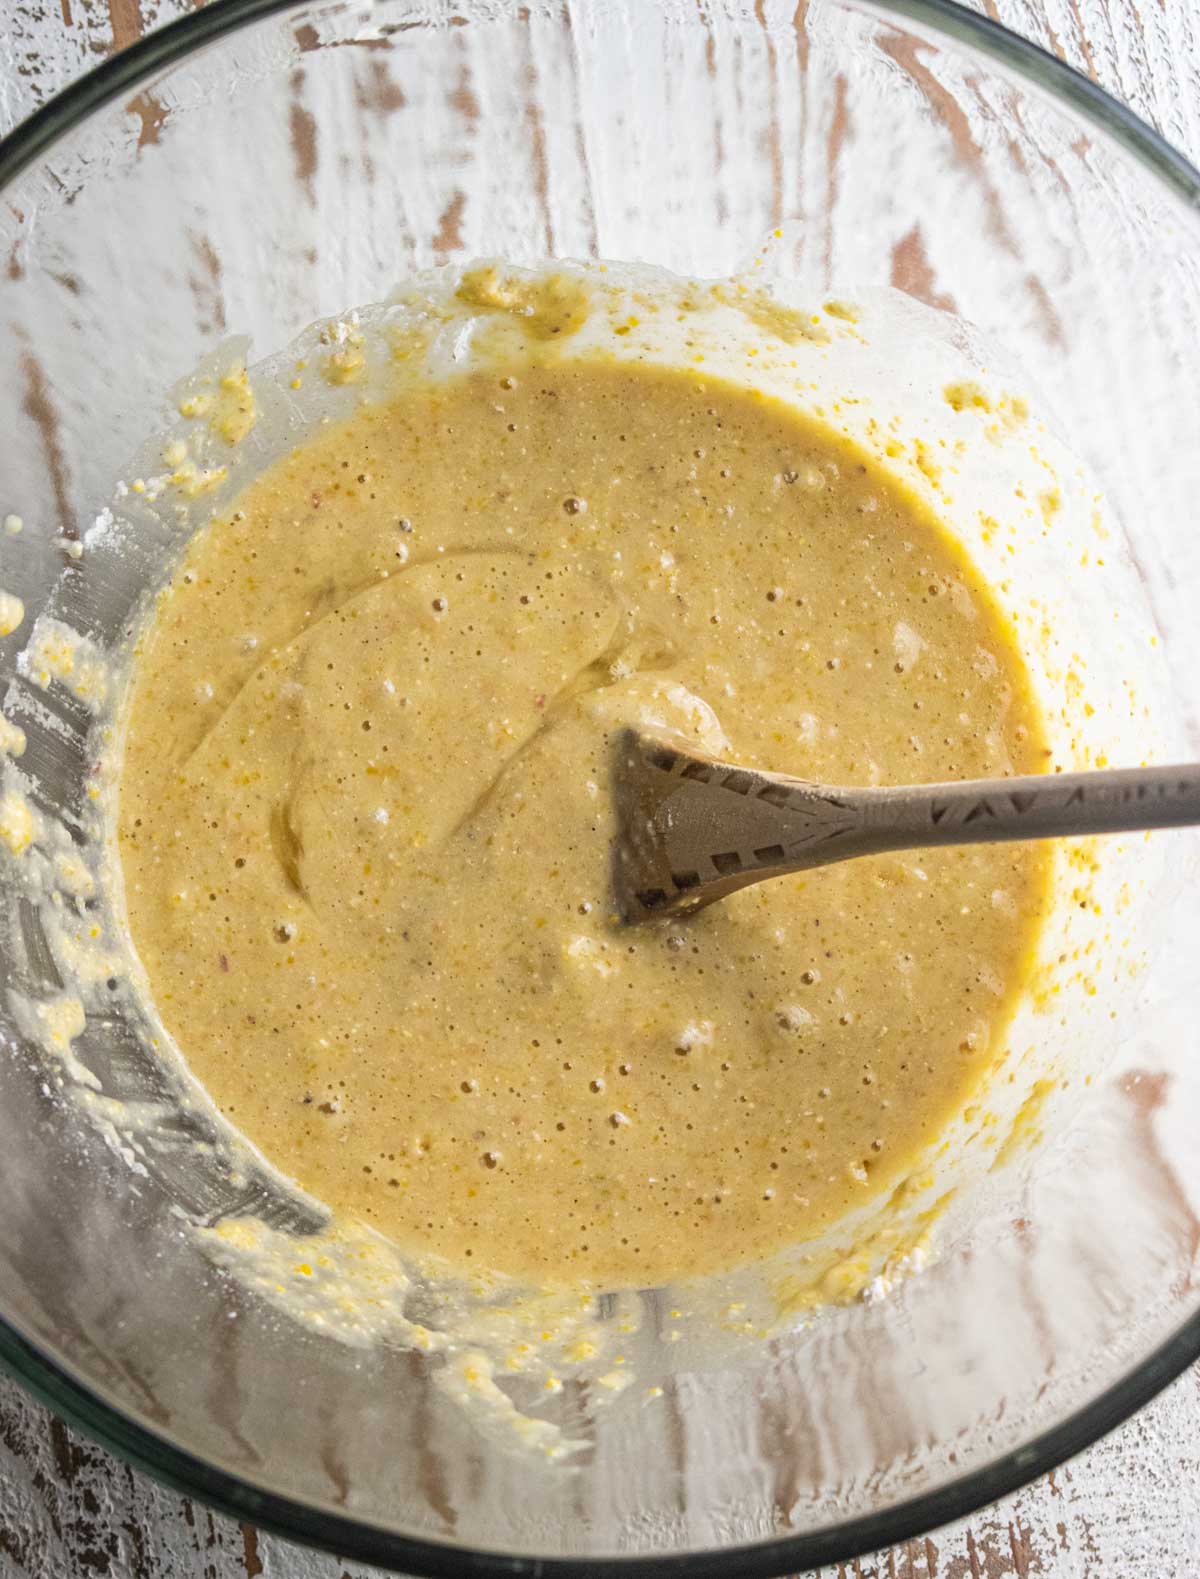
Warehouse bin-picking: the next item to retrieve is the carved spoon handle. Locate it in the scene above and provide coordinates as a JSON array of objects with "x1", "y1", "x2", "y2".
[{"x1": 862, "y1": 760, "x2": 1200, "y2": 847}]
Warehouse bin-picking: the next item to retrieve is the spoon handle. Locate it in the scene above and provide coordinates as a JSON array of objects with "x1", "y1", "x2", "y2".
[
  {"x1": 858, "y1": 761, "x2": 1200, "y2": 852},
  {"x1": 614, "y1": 734, "x2": 1200, "y2": 919}
]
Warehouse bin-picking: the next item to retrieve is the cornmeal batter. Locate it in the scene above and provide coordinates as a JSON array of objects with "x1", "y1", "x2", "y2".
[{"x1": 119, "y1": 360, "x2": 1048, "y2": 1289}]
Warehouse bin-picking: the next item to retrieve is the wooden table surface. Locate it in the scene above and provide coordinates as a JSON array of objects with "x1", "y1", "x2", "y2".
[{"x1": 2, "y1": 0, "x2": 1199, "y2": 1573}]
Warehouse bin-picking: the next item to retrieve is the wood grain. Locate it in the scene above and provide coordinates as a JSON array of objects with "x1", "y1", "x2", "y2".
[{"x1": 1, "y1": 0, "x2": 1199, "y2": 1574}]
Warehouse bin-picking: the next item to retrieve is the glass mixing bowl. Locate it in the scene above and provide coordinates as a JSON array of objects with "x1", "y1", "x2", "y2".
[{"x1": 1, "y1": 0, "x2": 1199, "y2": 1571}]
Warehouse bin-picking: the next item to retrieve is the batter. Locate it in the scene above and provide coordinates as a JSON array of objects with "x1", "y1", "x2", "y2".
[{"x1": 119, "y1": 357, "x2": 1049, "y2": 1290}]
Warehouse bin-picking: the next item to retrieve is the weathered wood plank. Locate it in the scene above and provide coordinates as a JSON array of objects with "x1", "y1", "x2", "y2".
[
  {"x1": 1, "y1": 1, "x2": 1198, "y2": 1574},
  {"x1": 2, "y1": 1366, "x2": 1195, "y2": 1576}
]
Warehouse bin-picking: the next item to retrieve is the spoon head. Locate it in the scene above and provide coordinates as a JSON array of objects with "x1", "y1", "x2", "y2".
[
  {"x1": 612, "y1": 727, "x2": 697, "y2": 923},
  {"x1": 612, "y1": 727, "x2": 863, "y2": 923},
  {"x1": 611, "y1": 728, "x2": 786, "y2": 922}
]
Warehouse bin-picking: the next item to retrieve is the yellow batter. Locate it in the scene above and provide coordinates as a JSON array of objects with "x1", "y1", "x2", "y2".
[{"x1": 119, "y1": 359, "x2": 1048, "y2": 1290}]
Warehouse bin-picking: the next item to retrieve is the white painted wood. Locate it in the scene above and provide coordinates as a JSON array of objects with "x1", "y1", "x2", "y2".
[{"x1": 1, "y1": 1, "x2": 1198, "y2": 1574}]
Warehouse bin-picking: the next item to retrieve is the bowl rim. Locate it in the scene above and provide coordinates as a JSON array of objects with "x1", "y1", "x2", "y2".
[{"x1": 1, "y1": 0, "x2": 1198, "y2": 1572}]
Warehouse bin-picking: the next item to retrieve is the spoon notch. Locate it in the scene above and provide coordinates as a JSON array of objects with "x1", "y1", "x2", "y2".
[{"x1": 612, "y1": 726, "x2": 1200, "y2": 924}]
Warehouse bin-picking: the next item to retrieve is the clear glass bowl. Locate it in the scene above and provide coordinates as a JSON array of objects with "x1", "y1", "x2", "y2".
[{"x1": 1, "y1": 0, "x2": 1199, "y2": 1572}]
